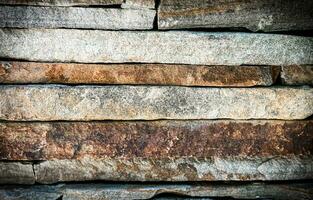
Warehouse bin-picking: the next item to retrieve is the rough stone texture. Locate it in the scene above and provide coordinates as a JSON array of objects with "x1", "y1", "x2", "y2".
[
  {"x1": 0, "y1": 6, "x2": 155, "y2": 30},
  {"x1": 1, "y1": 182, "x2": 312, "y2": 200},
  {"x1": 33, "y1": 156, "x2": 313, "y2": 183},
  {"x1": 0, "y1": 62, "x2": 279, "y2": 86},
  {"x1": 1, "y1": 120, "x2": 312, "y2": 160},
  {"x1": 122, "y1": 0, "x2": 155, "y2": 9},
  {"x1": 158, "y1": 0, "x2": 313, "y2": 31},
  {"x1": 0, "y1": 0, "x2": 155, "y2": 9},
  {"x1": 281, "y1": 65, "x2": 313, "y2": 85},
  {"x1": 1, "y1": 85, "x2": 312, "y2": 120},
  {"x1": 1, "y1": 29, "x2": 312, "y2": 65},
  {"x1": 0, "y1": 162, "x2": 35, "y2": 185}
]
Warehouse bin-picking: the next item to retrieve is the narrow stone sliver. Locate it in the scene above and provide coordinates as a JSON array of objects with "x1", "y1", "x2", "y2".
[
  {"x1": 0, "y1": 0, "x2": 156, "y2": 9},
  {"x1": 158, "y1": 0, "x2": 313, "y2": 31},
  {"x1": 1, "y1": 182, "x2": 312, "y2": 200},
  {"x1": 1, "y1": 29, "x2": 312, "y2": 65},
  {"x1": 0, "y1": 120, "x2": 312, "y2": 160},
  {"x1": 0, "y1": 85, "x2": 312, "y2": 121},
  {"x1": 0, "y1": 62, "x2": 280, "y2": 86}
]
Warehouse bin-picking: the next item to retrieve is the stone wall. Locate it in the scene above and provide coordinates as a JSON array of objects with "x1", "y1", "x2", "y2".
[{"x1": 0, "y1": 0, "x2": 312, "y2": 199}]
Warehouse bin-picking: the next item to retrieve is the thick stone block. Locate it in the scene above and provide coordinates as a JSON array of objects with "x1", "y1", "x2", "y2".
[
  {"x1": 33, "y1": 156, "x2": 313, "y2": 183},
  {"x1": 1, "y1": 29, "x2": 312, "y2": 65},
  {"x1": 158, "y1": 0, "x2": 313, "y2": 31},
  {"x1": 0, "y1": 182, "x2": 312, "y2": 199},
  {"x1": 0, "y1": 121, "x2": 312, "y2": 160},
  {"x1": 0, "y1": 86, "x2": 312, "y2": 120},
  {"x1": 0, "y1": 162, "x2": 35, "y2": 185},
  {"x1": 0, "y1": 6, "x2": 155, "y2": 30},
  {"x1": 281, "y1": 65, "x2": 313, "y2": 85},
  {"x1": 0, "y1": 62, "x2": 279, "y2": 86},
  {"x1": 0, "y1": 0, "x2": 155, "y2": 9}
]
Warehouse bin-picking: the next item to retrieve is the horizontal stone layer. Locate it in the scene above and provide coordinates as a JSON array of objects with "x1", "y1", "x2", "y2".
[
  {"x1": 1, "y1": 121, "x2": 312, "y2": 160},
  {"x1": 1, "y1": 156, "x2": 312, "y2": 184},
  {"x1": 0, "y1": 6, "x2": 155, "y2": 30},
  {"x1": 0, "y1": 62, "x2": 279, "y2": 86},
  {"x1": 1, "y1": 86, "x2": 312, "y2": 120},
  {"x1": 1, "y1": 29, "x2": 312, "y2": 65},
  {"x1": 281, "y1": 65, "x2": 313, "y2": 85},
  {"x1": 0, "y1": 162, "x2": 35, "y2": 184},
  {"x1": 0, "y1": 0, "x2": 155, "y2": 9},
  {"x1": 158, "y1": 0, "x2": 313, "y2": 32},
  {"x1": 1, "y1": 182, "x2": 312, "y2": 200}
]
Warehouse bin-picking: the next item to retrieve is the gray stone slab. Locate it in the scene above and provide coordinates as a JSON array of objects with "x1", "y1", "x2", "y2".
[
  {"x1": 0, "y1": 85, "x2": 312, "y2": 120},
  {"x1": 0, "y1": 162, "x2": 35, "y2": 185},
  {"x1": 0, "y1": 29, "x2": 312, "y2": 65},
  {"x1": 0, "y1": 0, "x2": 155, "y2": 9},
  {"x1": 1, "y1": 182, "x2": 312, "y2": 200},
  {"x1": 33, "y1": 156, "x2": 313, "y2": 183},
  {"x1": 158, "y1": 0, "x2": 313, "y2": 31},
  {"x1": 0, "y1": 6, "x2": 155, "y2": 30}
]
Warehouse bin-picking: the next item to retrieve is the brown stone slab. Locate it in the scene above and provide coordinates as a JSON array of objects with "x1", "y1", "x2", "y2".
[
  {"x1": 0, "y1": 162, "x2": 35, "y2": 185},
  {"x1": 1, "y1": 120, "x2": 312, "y2": 160},
  {"x1": 158, "y1": 0, "x2": 313, "y2": 32},
  {"x1": 33, "y1": 156, "x2": 313, "y2": 183},
  {"x1": 1, "y1": 182, "x2": 313, "y2": 199},
  {"x1": 0, "y1": 62, "x2": 279, "y2": 86},
  {"x1": 281, "y1": 65, "x2": 313, "y2": 85}
]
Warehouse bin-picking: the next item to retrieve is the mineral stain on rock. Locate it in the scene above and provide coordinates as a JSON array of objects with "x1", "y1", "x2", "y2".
[
  {"x1": 158, "y1": 0, "x2": 313, "y2": 31},
  {"x1": 1, "y1": 120, "x2": 312, "y2": 160},
  {"x1": 0, "y1": 62, "x2": 279, "y2": 86}
]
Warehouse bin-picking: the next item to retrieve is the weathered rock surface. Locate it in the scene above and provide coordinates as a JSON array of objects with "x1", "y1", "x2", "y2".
[
  {"x1": 281, "y1": 65, "x2": 313, "y2": 85},
  {"x1": 33, "y1": 156, "x2": 313, "y2": 183},
  {"x1": 1, "y1": 120, "x2": 312, "y2": 160},
  {"x1": 1, "y1": 85, "x2": 312, "y2": 120},
  {"x1": 0, "y1": 62, "x2": 279, "y2": 86},
  {"x1": 1, "y1": 182, "x2": 312, "y2": 200},
  {"x1": 122, "y1": 0, "x2": 155, "y2": 9},
  {"x1": 1, "y1": 29, "x2": 312, "y2": 65},
  {"x1": 0, "y1": 162, "x2": 35, "y2": 185},
  {"x1": 0, "y1": 6, "x2": 155, "y2": 30},
  {"x1": 0, "y1": 0, "x2": 155, "y2": 9},
  {"x1": 158, "y1": 0, "x2": 313, "y2": 31}
]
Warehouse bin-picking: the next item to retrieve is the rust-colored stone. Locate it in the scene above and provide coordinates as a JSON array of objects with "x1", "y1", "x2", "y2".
[
  {"x1": 0, "y1": 62, "x2": 279, "y2": 86},
  {"x1": 0, "y1": 120, "x2": 312, "y2": 160},
  {"x1": 281, "y1": 65, "x2": 313, "y2": 85},
  {"x1": 158, "y1": 0, "x2": 313, "y2": 32}
]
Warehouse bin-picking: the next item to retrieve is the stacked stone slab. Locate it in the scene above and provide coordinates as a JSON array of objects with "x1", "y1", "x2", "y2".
[{"x1": 0, "y1": 0, "x2": 313, "y2": 199}]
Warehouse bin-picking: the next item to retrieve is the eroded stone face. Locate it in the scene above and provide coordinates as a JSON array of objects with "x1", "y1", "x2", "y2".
[
  {"x1": 281, "y1": 65, "x2": 313, "y2": 85},
  {"x1": 33, "y1": 156, "x2": 313, "y2": 183},
  {"x1": 0, "y1": 6, "x2": 155, "y2": 30},
  {"x1": 0, "y1": 121, "x2": 312, "y2": 160},
  {"x1": 0, "y1": 86, "x2": 312, "y2": 120},
  {"x1": 1, "y1": 182, "x2": 312, "y2": 200},
  {"x1": 1, "y1": 29, "x2": 312, "y2": 65},
  {"x1": 158, "y1": 0, "x2": 313, "y2": 31},
  {"x1": 0, "y1": 62, "x2": 279, "y2": 86}
]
